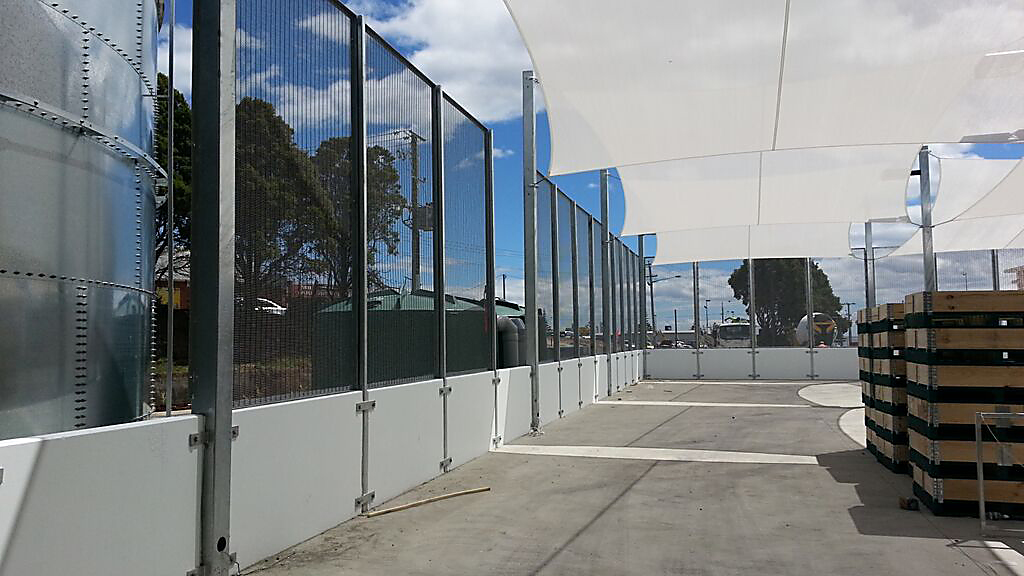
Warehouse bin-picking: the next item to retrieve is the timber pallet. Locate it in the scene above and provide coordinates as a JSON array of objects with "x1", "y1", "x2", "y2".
[
  {"x1": 867, "y1": 427, "x2": 909, "y2": 473},
  {"x1": 909, "y1": 428, "x2": 1024, "y2": 481},
  {"x1": 912, "y1": 462, "x2": 1024, "y2": 518}
]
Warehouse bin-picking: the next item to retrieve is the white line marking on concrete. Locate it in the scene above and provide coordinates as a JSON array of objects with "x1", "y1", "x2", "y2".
[
  {"x1": 798, "y1": 383, "x2": 862, "y2": 408},
  {"x1": 596, "y1": 400, "x2": 810, "y2": 409},
  {"x1": 839, "y1": 408, "x2": 867, "y2": 448},
  {"x1": 495, "y1": 444, "x2": 818, "y2": 465}
]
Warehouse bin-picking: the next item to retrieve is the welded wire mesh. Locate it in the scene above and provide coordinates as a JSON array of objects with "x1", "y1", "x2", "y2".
[
  {"x1": 814, "y1": 256, "x2": 867, "y2": 347},
  {"x1": 935, "y1": 250, "x2": 997, "y2": 291},
  {"x1": 609, "y1": 239, "x2": 619, "y2": 352},
  {"x1": 442, "y1": 97, "x2": 489, "y2": 375},
  {"x1": 576, "y1": 208, "x2": 592, "y2": 356},
  {"x1": 998, "y1": 249, "x2": 1024, "y2": 290},
  {"x1": 699, "y1": 260, "x2": 745, "y2": 348},
  {"x1": 616, "y1": 240, "x2": 626, "y2": 352},
  {"x1": 649, "y1": 263, "x2": 694, "y2": 348},
  {"x1": 592, "y1": 220, "x2": 606, "y2": 354},
  {"x1": 536, "y1": 177, "x2": 556, "y2": 362},
  {"x1": 557, "y1": 192, "x2": 576, "y2": 359},
  {"x1": 233, "y1": 1, "x2": 355, "y2": 406},
  {"x1": 365, "y1": 33, "x2": 437, "y2": 388},
  {"x1": 749, "y1": 259, "x2": 808, "y2": 348},
  {"x1": 874, "y1": 254, "x2": 924, "y2": 306}
]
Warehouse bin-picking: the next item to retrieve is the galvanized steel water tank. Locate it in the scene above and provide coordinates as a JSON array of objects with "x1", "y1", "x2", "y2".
[{"x1": 0, "y1": 0, "x2": 161, "y2": 439}]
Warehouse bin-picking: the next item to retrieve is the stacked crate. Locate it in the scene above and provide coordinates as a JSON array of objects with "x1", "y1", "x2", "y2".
[
  {"x1": 864, "y1": 303, "x2": 909, "y2": 473},
  {"x1": 858, "y1": 308, "x2": 873, "y2": 408},
  {"x1": 905, "y1": 290, "x2": 1024, "y2": 516}
]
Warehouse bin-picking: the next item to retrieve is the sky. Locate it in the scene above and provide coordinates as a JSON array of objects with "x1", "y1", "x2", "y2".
[{"x1": 159, "y1": 0, "x2": 1023, "y2": 329}]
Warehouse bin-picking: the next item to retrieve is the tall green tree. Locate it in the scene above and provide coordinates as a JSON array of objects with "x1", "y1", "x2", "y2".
[
  {"x1": 310, "y1": 137, "x2": 405, "y2": 295},
  {"x1": 728, "y1": 259, "x2": 846, "y2": 346},
  {"x1": 234, "y1": 97, "x2": 333, "y2": 303},
  {"x1": 154, "y1": 72, "x2": 192, "y2": 281}
]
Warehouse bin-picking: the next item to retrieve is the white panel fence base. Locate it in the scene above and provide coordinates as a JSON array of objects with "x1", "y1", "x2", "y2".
[
  {"x1": 0, "y1": 353, "x2": 639, "y2": 575},
  {"x1": 646, "y1": 347, "x2": 858, "y2": 381}
]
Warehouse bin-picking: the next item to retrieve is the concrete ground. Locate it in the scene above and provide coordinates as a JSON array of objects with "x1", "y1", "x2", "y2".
[{"x1": 251, "y1": 380, "x2": 1024, "y2": 576}]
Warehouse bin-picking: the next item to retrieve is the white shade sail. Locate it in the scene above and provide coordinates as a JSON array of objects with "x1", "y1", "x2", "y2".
[
  {"x1": 653, "y1": 223, "x2": 853, "y2": 265},
  {"x1": 621, "y1": 145, "x2": 918, "y2": 235},
  {"x1": 506, "y1": 0, "x2": 1024, "y2": 176},
  {"x1": 955, "y1": 159, "x2": 1024, "y2": 221},
  {"x1": 889, "y1": 214, "x2": 1024, "y2": 256},
  {"x1": 909, "y1": 157, "x2": 1020, "y2": 225}
]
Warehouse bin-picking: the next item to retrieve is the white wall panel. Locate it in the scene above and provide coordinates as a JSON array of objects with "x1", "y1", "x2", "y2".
[
  {"x1": 757, "y1": 348, "x2": 813, "y2": 380},
  {"x1": 559, "y1": 360, "x2": 582, "y2": 417},
  {"x1": 0, "y1": 417, "x2": 200, "y2": 576},
  {"x1": 813, "y1": 348, "x2": 859, "y2": 380},
  {"x1": 538, "y1": 362, "x2": 561, "y2": 425},
  {"x1": 502, "y1": 366, "x2": 532, "y2": 442},
  {"x1": 701, "y1": 349, "x2": 756, "y2": 380},
  {"x1": 646, "y1": 349, "x2": 700, "y2": 380},
  {"x1": 447, "y1": 371, "x2": 497, "y2": 469},
  {"x1": 580, "y1": 355, "x2": 598, "y2": 407},
  {"x1": 368, "y1": 379, "x2": 444, "y2": 505},
  {"x1": 231, "y1": 392, "x2": 361, "y2": 568},
  {"x1": 595, "y1": 355, "x2": 608, "y2": 401}
]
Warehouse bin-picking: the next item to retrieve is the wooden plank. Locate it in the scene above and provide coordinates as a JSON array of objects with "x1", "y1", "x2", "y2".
[
  {"x1": 872, "y1": 358, "x2": 906, "y2": 376},
  {"x1": 915, "y1": 463, "x2": 1024, "y2": 503},
  {"x1": 908, "y1": 395, "x2": 1024, "y2": 425},
  {"x1": 872, "y1": 331, "x2": 905, "y2": 349},
  {"x1": 922, "y1": 328, "x2": 1024, "y2": 350},
  {"x1": 906, "y1": 293, "x2": 924, "y2": 315},
  {"x1": 868, "y1": 407, "x2": 907, "y2": 433},
  {"x1": 929, "y1": 291, "x2": 1024, "y2": 314},
  {"x1": 875, "y1": 385, "x2": 906, "y2": 406},
  {"x1": 909, "y1": 429, "x2": 1024, "y2": 465},
  {"x1": 877, "y1": 303, "x2": 905, "y2": 321},
  {"x1": 907, "y1": 362, "x2": 1024, "y2": 388},
  {"x1": 859, "y1": 357, "x2": 872, "y2": 372}
]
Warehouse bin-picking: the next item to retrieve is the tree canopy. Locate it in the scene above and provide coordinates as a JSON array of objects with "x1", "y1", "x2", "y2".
[
  {"x1": 154, "y1": 72, "x2": 192, "y2": 281},
  {"x1": 728, "y1": 259, "x2": 848, "y2": 346}
]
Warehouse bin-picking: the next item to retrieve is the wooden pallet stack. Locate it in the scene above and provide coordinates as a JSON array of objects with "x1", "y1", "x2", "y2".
[
  {"x1": 858, "y1": 308, "x2": 873, "y2": 408},
  {"x1": 864, "y1": 303, "x2": 909, "y2": 473},
  {"x1": 905, "y1": 290, "x2": 1024, "y2": 516}
]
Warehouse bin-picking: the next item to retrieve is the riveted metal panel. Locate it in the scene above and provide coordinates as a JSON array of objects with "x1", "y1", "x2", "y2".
[{"x1": 0, "y1": 0, "x2": 84, "y2": 115}]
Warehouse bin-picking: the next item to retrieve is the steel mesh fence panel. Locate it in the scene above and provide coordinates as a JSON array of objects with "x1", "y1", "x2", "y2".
[
  {"x1": 365, "y1": 33, "x2": 437, "y2": 388},
  {"x1": 557, "y1": 192, "x2": 577, "y2": 359},
  {"x1": 814, "y1": 256, "x2": 867, "y2": 347},
  {"x1": 749, "y1": 258, "x2": 807, "y2": 348},
  {"x1": 233, "y1": 1, "x2": 355, "y2": 406},
  {"x1": 649, "y1": 263, "x2": 694, "y2": 348},
  {"x1": 536, "y1": 177, "x2": 556, "y2": 363},
  {"x1": 576, "y1": 207, "x2": 592, "y2": 356},
  {"x1": 699, "y1": 260, "x2": 746, "y2": 348},
  {"x1": 592, "y1": 220, "x2": 606, "y2": 355},
  {"x1": 998, "y1": 248, "x2": 1024, "y2": 290},
  {"x1": 874, "y1": 253, "x2": 924, "y2": 306},
  {"x1": 442, "y1": 98, "x2": 489, "y2": 375},
  {"x1": 616, "y1": 240, "x2": 626, "y2": 352},
  {"x1": 935, "y1": 250, "x2": 996, "y2": 291},
  {"x1": 609, "y1": 238, "x2": 619, "y2": 352}
]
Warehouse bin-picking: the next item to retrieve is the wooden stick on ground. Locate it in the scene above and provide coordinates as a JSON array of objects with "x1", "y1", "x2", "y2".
[{"x1": 364, "y1": 486, "x2": 491, "y2": 518}]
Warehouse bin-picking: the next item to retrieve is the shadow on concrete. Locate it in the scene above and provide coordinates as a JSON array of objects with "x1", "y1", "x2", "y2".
[{"x1": 816, "y1": 448, "x2": 983, "y2": 541}]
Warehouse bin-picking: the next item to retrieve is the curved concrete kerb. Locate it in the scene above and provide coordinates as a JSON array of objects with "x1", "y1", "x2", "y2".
[
  {"x1": 839, "y1": 408, "x2": 867, "y2": 448},
  {"x1": 798, "y1": 383, "x2": 861, "y2": 408}
]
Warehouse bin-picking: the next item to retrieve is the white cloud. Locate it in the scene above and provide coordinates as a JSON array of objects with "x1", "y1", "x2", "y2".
[
  {"x1": 342, "y1": 0, "x2": 531, "y2": 123},
  {"x1": 493, "y1": 147, "x2": 514, "y2": 159},
  {"x1": 237, "y1": 28, "x2": 264, "y2": 51},
  {"x1": 157, "y1": 24, "x2": 193, "y2": 98}
]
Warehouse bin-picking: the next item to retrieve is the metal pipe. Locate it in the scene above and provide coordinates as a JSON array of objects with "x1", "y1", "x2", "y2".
[
  {"x1": 522, "y1": 71, "x2": 540, "y2": 430},
  {"x1": 588, "y1": 216, "x2": 596, "y2": 360},
  {"x1": 748, "y1": 258, "x2": 757, "y2": 379},
  {"x1": 977, "y1": 412, "x2": 987, "y2": 532},
  {"x1": 992, "y1": 249, "x2": 1001, "y2": 291},
  {"x1": 919, "y1": 146, "x2": 937, "y2": 292},
  {"x1": 693, "y1": 261, "x2": 701, "y2": 378},
  {"x1": 165, "y1": 0, "x2": 175, "y2": 417},
  {"x1": 864, "y1": 222, "x2": 876, "y2": 308},
  {"x1": 191, "y1": 0, "x2": 236, "y2": 570},
  {"x1": 352, "y1": 16, "x2": 371, "y2": 512},
  {"x1": 638, "y1": 235, "x2": 647, "y2": 376},
  {"x1": 806, "y1": 257, "x2": 815, "y2": 378},
  {"x1": 600, "y1": 169, "x2": 612, "y2": 396},
  {"x1": 486, "y1": 130, "x2": 497, "y2": 371},
  {"x1": 570, "y1": 200, "x2": 580, "y2": 358},
  {"x1": 432, "y1": 85, "x2": 448, "y2": 471}
]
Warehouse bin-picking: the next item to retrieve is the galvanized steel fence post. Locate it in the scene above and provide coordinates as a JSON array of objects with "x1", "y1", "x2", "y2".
[
  {"x1": 864, "y1": 222, "x2": 876, "y2": 308},
  {"x1": 523, "y1": 71, "x2": 540, "y2": 431},
  {"x1": 551, "y1": 187, "x2": 560, "y2": 364},
  {"x1": 165, "y1": 0, "x2": 176, "y2": 417},
  {"x1": 432, "y1": 85, "x2": 450, "y2": 472},
  {"x1": 693, "y1": 261, "x2": 701, "y2": 379},
  {"x1": 600, "y1": 169, "x2": 612, "y2": 395},
  {"x1": 352, "y1": 16, "x2": 373, "y2": 514},
  {"x1": 190, "y1": 0, "x2": 236, "y2": 572},
  {"x1": 486, "y1": 130, "x2": 497, "y2": 371},
  {"x1": 991, "y1": 249, "x2": 1000, "y2": 291},
  {"x1": 638, "y1": 235, "x2": 647, "y2": 376},
  {"x1": 748, "y1": 258, "x2": 757, "y2": 379},
  {"x1": 919, "y1": 146, "x2": 937, "y2": 293},
  {"x1": 806, "y1": 257, "x2": 815, "y2": 378},
  {"x1": 570, "y1": 200, "x2": 580, "y2": 358}
]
